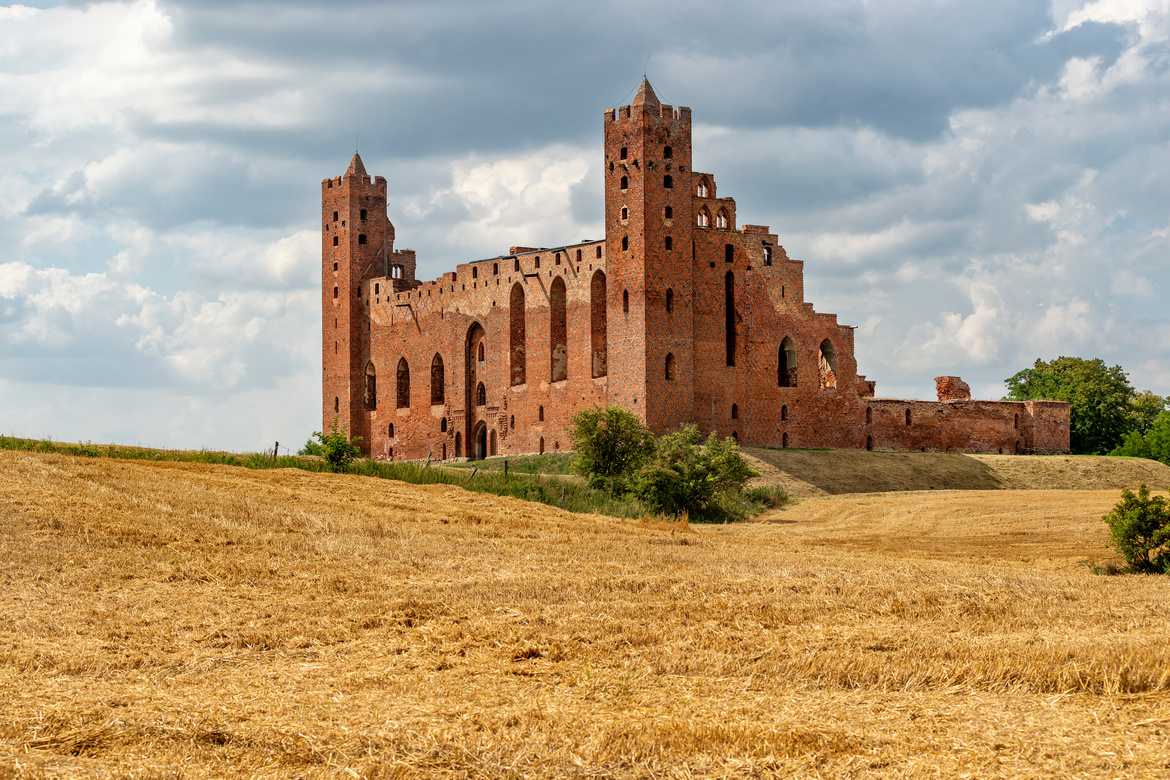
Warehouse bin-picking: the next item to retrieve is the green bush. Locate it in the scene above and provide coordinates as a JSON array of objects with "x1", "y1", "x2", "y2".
[
  {"x1": 310, "y1": 417, "x2": 362, "y2": 473},
  {"x1": 568, "y1": 405, "x2": 656, "y2": 494},
  {"x1": 1112, "y1": 411, "x2": 1170, "y2": 466},
  {"x1": 1102, "y1": 484, "x2": 1170, "y2": 572},
  {"x1": 631, "y1": 424, "x2": 759, "y2": 522},
  {"x1": 298, "y1": 438, "x2": 325, "y2": 457}
]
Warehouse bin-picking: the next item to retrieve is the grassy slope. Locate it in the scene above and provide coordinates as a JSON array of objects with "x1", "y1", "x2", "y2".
[
  {"x1": 3, "y1": 450, "x2": 1170, "y2": 778},
  {"x1": 744, "y1": 448, "x2": 1170, "y2": 497}
]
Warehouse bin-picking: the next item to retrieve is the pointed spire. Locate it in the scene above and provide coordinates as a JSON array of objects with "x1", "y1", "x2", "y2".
[
  {"x1": 345, "y1": 152, "x2": 367, "y2": 178},
  {"x1": 631, "y1": 77, "x2": 660, "y2": 108}
]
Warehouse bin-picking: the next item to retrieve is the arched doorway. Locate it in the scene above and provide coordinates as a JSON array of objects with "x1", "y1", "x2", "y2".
[{"x1": 474, "y1": 423, "x2": 488, "y2": 461}]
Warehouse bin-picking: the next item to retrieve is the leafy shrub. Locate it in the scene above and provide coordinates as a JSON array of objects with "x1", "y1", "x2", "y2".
[
  {"x1": 1102, "y1": 484, "x2": 1170, "y2": 572},
  {"x1": 569, "y1": 405, "x2": 656, "y2": 494},
  {"x1": 1112, "y1": 411, "x2": 1170, "y2": 466},
  {"x1": 631, "y1": 425, "x2": 759, "y2": 522},
  {"x1": 310, "y1": 417, "x2": 362, "y2": 473},
  {"x1": 298, "y1": 438, "x2": 325, "y2": 457}
]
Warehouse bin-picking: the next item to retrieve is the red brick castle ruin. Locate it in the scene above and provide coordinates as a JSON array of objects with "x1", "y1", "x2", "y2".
[{"x1": 322, "y1": 80, "x2": 1070, "y2": 460}]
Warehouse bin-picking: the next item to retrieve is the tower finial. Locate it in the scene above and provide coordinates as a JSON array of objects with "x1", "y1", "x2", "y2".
[
  {"x1": 631, "y1": 77, "x2": 660, "y2": 108},
  {"x1": 345, "y1": 152, "x2": 367, "y2": 178}
]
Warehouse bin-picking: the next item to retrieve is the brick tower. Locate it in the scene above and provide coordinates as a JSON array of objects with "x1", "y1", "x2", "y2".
[
  {"x1": 321, "y1": 153, "x2": 392, "y2": 441},
  {"x1": 603, "y1": 79, "x2": 695, "y2": 432}
]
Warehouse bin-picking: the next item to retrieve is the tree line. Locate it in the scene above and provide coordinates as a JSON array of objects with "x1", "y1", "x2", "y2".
[{"x1": 1005, "y1": 356, "x2": 1169, "y2": 463}]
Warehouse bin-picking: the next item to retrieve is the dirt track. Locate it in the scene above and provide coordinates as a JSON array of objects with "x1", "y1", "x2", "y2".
[{"x1": 743, "y1": 448, "x2": 1170, "y2": 497}]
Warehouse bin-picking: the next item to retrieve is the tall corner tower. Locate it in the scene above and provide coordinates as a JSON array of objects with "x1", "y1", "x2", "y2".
[
  {"x1": 603, "y1": 78, "x2": 695, "y2": 433},
  {"x1": 321, "y1": 152, "x2": 392, "y2": 441}
]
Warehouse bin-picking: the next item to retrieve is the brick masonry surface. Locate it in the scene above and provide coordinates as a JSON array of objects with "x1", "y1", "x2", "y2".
[{"x1": 322, "y1": 80, "x2": 1070, "y2": 460}]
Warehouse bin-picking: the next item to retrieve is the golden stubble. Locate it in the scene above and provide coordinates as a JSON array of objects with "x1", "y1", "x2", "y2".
[{"x1": 2, "y1": 450, "x2": 1169, "y2": 778}]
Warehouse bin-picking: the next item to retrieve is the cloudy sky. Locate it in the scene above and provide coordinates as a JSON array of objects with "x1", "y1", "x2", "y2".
[{"x1": 1, "y1": 0, "x2": 1167, "y2": 450}]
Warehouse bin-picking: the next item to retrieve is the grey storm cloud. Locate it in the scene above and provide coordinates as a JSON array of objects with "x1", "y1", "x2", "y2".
[{"x1": 0, "y1": 0, "x2": 1167, "y2": 449}]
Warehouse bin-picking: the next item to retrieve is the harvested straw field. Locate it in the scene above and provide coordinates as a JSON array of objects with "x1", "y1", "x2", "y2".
[{"x1": 2, "y1": 449, "x2": 1170, "y2": 778}]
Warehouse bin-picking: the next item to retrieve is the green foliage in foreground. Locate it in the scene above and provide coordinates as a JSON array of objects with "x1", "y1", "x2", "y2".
[
  {"x1": 310, "y1": 416, "x2": 362, "y2": 473},
  {"x1": 569, "y1": 406, "x2": 657, "y2": 495},
  {"x1": 568, "y1": 406, "x2": 779, "y2": 522},
  {"x1": 0, "y1": 435, "x2": 648, "y2": 520},
  {"x1": 1102, "y1": 484, "x2": 1170, "y2": 573}
]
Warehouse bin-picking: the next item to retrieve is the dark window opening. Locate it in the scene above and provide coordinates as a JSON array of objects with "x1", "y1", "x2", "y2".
[
  {"x1": 388, "y1": 423, "x2": 394, "y2": 437},
  {"x1": 782, "y1": 432, "x2": 788, "y2": 448},
  {"x1": 333, "y1": 286, "x2": 338, "y2": 299},
  {"x1": 333, "y1": 261, "x2": 338, "y2": 271},
  {"x1": 1014, "y1": 413, "x2": 1019, "y2": 429},
  {"x1": 358, "y1": 234, "x2": 366, "y2": 245},
  {"x1": 539, "y1": 436, "x2": 545, "y2": 454},
  {"x1": 535, "y1": 257, "x2": 540, "y2": 268},
  {"x1": 472, "y1": 266, "x2": 478, "y2": 279},
  {"x1": 725, "y1": 243, "x2": 734, "y2": 263},
  {"x1": 732, "y1": 431, "x2": 738, "y2": 443},
  {"x1": 866, "y1": 435, "x2": 873, "y2": 451},
  {"x1": 725, "y1": 271, "x2": 736, "y2": 367},
  {"x1": 360, "y1": 209, "x2": 367, "y2": 221},
  {"x1": 665, "y1": 206, "x2": 673, "y2": 219},
  {"x1": 596, "y1": 246, "x2": 602, "y2": 258},
  {"x1": 510, "y1": 415, "x2": 515, "y2": 429},
  {"x1": 622, "y1": 236, "x2": 629, "y2": 251},
  {"x1": 778, "y1": 337, "x2": 796, "y2": 387},
  {"x1": 591, "y1": 271, "x2": 607, "y2": 378},
  {"x1": 476, "y1": 383, "x2": 486, "y2": 406},
  {"x1": 514, "y1": 258, "x2": 520, "y2": 272},
  {"x1": 332, "y1": 236, "x2": 338, "y2": 246},
  {"x1": 665, "y1": 237, "x2": 673, "y2": 250},
  {"x1": 538, "y1": 405, "x2": 544, "y2": 422},
  {"x1": 440, "y1": 417, "x2": 447, "y2": 433},
  {"x1": 764, "y1": 246, "x2": 772, "y2": 266},
  {"x1": 332, "y1": 211, "x2": 339, "y2": 221},
  {"x1": 550, "y1": 276, "x2": 568, "y2": 382},
  {"x1": 665, "y1": 353, "x2": 675, "y2": 380},
  {"x1": 781, "y1": 404, "x2": 788, "y2": 421},
  {"x1": 334, "y1": 396, "x2": 339, "y2": 413},
  {"x1": 396, "y1": 358, "x2": 410, "y2": 408},
  {"x1": 622, "y1": 289, "x2": 629, "y2": 313},
  {"x1": 664, "y1": 145, "x2": 673, "y2": 159},
  {"x1": 493, "y1": 263, "x2": 498, "y2": 275},
  {"x1": 621, "y1": 207, "x2": 628, "y2": 220},
  {"x1": 620, "y1": 176, "x2": 628, "y2": 190},
  {"x1": 431, "y1": 354, "x2": 445, "y2": 404},
  {"x1": 620, "y1": 146, "x2": 627, "y2": 160},
  {"x1": 374, "y1": 283, "x2": 379, "y2": 295},
  {"x1": 866, "y1": 407, "x2": 872, "y2": 425},
  {"x1": 455, "y1": 432, "x2": 462, "y2": 457},
  {"x1": 731, "y1": 403, "x2": 738, "y2": 420},
  {"x1": 905, "y1": 409, "x2": 912, "y2": 426},
  {"x1": 510, "y1": 283, "x2": 526, "y2": 386},
  {"x1": 665, "y1": 288, "x2": 674, "y2": 313},
  {"x1": 477, "y1": 342, "x2": 484, "y2": 362},
  {"x1": 663, "y1": 175, "x2": 673, "y2": 188}
]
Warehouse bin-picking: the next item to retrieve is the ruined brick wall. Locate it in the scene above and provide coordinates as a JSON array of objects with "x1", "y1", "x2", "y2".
[
  {"x1": 348, "y1": 245, "x2": 609, "y2": 461},
  {"x1": 323, "y1": 83, "x2": 1070, "y2": 460}
]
